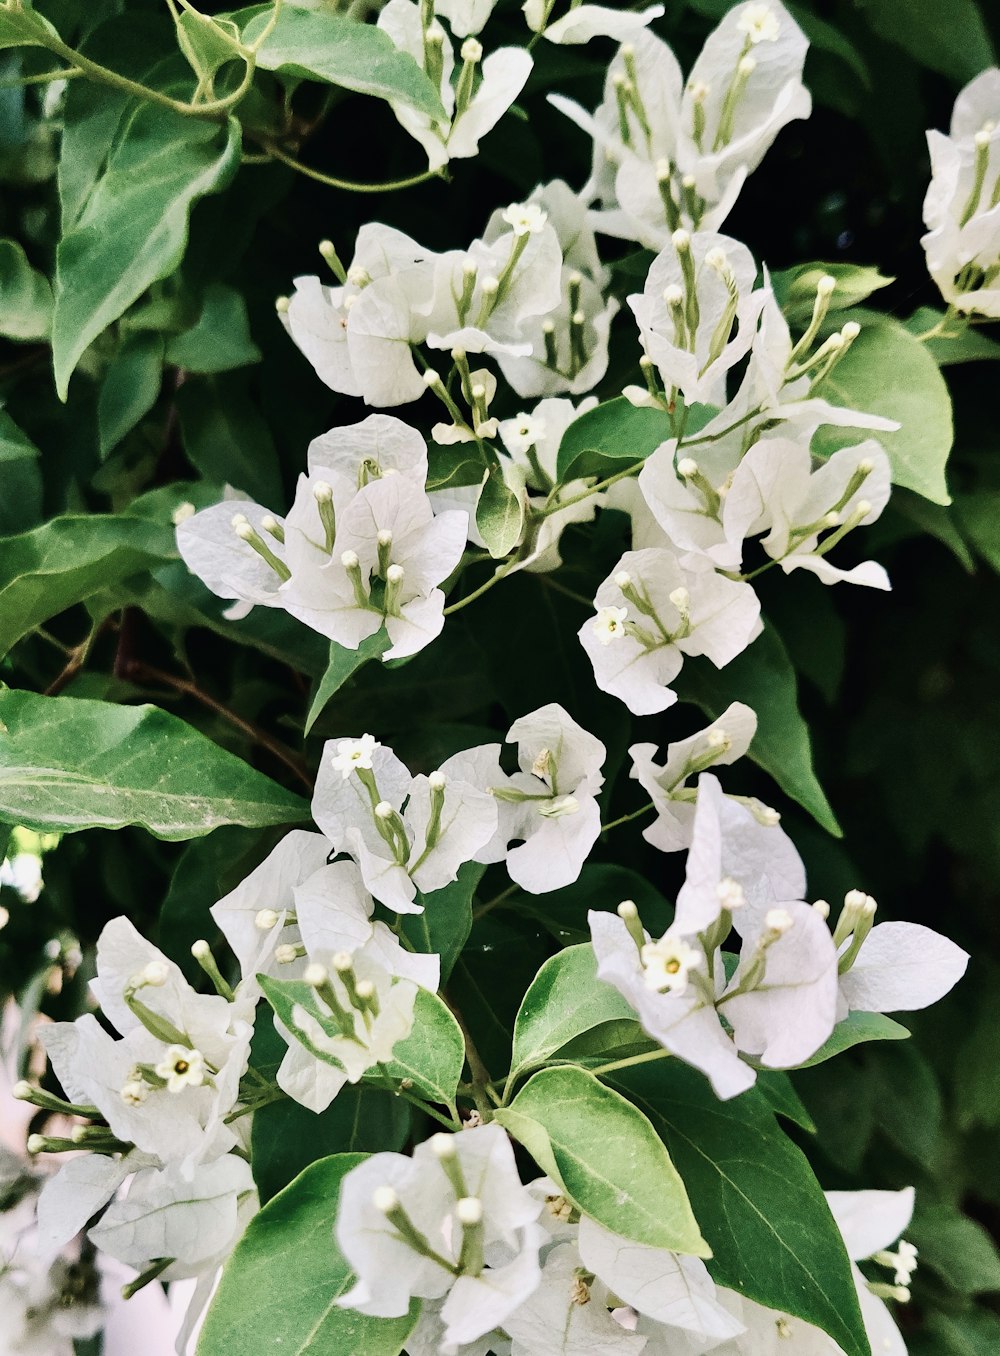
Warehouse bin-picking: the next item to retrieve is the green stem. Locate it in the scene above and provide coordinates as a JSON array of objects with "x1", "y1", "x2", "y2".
[
  {"x1": 472, "y1": 883, "x2": 518, "y2": 922},
  {"x1": 587, "y1": 1047, "x2": 673, "y2": 1078},
  {"x1": 443, "y1": 557, "x2": 520, "y2": 615},
  {"x1": 538, "y1": 459, "x2": 647, "y2": 520},
  {"x1": 262, "y1": 140, "x2": 443, "y2": 193},
  {"x1": 246, "y1": 0, "x2": 285, "y2": 52},
  {"x1": 0, "y1": 65, "x2": 83, "y2": 87},
  {"x1": 601, "y1": 801, "x2": 655, "y2": 834}
]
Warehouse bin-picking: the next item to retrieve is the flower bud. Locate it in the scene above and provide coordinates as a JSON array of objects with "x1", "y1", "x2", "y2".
[
  {"x1": 141, "y1": 961, "x2": 169, "y2": 988},
  {"x1": 255, "y1": 908, "x2": 280, "y2": 930},
  {"x1": 304, "y1": 963, "x2": 329, "y2": 988},
  {"x1": 313, "y1": 481, "x2": 333, "y2": 504},
  {"x1": 457, "y1": 1196, "x2": 484, "y2": 1226},
  {"x1": 460, "y1": 37, "x2": 483, "y2": 62},
  {"x1": 373, "y1": 1186, "x2": 400, "y2": 1215}
]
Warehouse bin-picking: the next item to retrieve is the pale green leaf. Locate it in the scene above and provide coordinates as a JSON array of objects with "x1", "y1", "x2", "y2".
[
  {"x1": 196, "y1": 1154, "x2": 419, "y2": 1356},
  {"x1": 510, "y1": 944, "x2": 635, "y2": 1079},
  {"x1": 497, "y1": 1065, "x2": 710, "y2": 1257},
  {"x1": 0, "y1": 239, "x2": 52, "y2": 341},
  {"x1": 0, "y1": 690, "x2": 308, "y2": 839},
  {"x1": 772, "y1": 261, "x2": 893, "y2": 325},
  {"x1": 792, "y1": 1010, "x2": 909, "y2": 1068},
  {"x1": 377, "y1": 988, "x2": 465, "y2": 1110},
  {"x1": 476, "y1": 465, "x2": 524, "y2": 558}
]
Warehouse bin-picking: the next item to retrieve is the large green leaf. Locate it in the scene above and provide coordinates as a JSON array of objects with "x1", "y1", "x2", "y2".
[
  {"x1": 377, "y1": 988, "x2": 465, "y2": 1110},
  {"x1": 612, "y1": 1061, "x2": 870, "y2": 1356},
  {"x1": 675, "y1": 623, "x2": 841, "y2": 836},
  {"x1": 904, "y1": 307, "x2": 1000, "y2": 366},
  {"x1": 251, "y1": 1089, "x2": 410, "y2": 1205},
  {"x1": 0, "y1": 7, "x2": 60, "y2": 49},
  {"x1": 476, "y1": 464, "x2": 523, "y2": 559},
  {"x1": 97, "y1": 333, "x2": 164, "y2": 457},
  {"x1": 813, "y1": 310, "x2": 953, "y2": 506},
  {"x1": 497, "y1": 1065, "x2": 710, "y2": 1257},
  {"x1": 0, "y1": 690, "x2": 308, "y2": 839},
  {"x1": 857, "y1": 0, "x2": 994, "y2": 82},
  {"x1": 52, "y1": 104, "x2": 239, "y2": 396},
  {"x1": 197, "y1": 1154, "x2": 419, "y2": 1356},
  {"x1": 165, "y1": 283, "x2": 261, "y2": 373},
  {"x1": 243, "y1": 6, "x2": 444, "y2": 118},
  {"x1": 175, "y1": 373, "x2": 283, "y2": 506},
  {"x1": 0, "y1": 514, "x2": 175, "y2": 658},
  {"x1": 509, "y1": 944, "x2": 635, "y2": 1080},
  {"x1": 556, "y1": 397, "x2": 673, "y2": 483}
]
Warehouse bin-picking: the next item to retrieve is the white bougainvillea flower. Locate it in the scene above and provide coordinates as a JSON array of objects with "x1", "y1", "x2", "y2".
[
  {"x1": 424, "y1": 208, "x2": 564, "y2": 357},
  {"x1": 486, "y1": 703, "x2": 606, "y2": 893},
  {"x1": 636, "y1": 428, "x2": 751, "y2": 574},
  {"x1": 42, "y1": 918, "x2": 254, "y2": 1174},
  {"x1": 504, "y1": 1241, "x2": 647, "y2": 1355},
  {"x1": 832, "y1": 900, "x2": 969, "y2": 1019},
  {"x1": 526, "y1": 179, "x2": 610, "y2": 288},
  {"x1": 87, "y1": 1154, "x2": 256, "y2": 1284},
  {"x1": 722, "y1": 436, "x2": 892, "y2": 587},
  {"x1": 282, "y1": 474, "x2": 468, "y2": 661},
  {"x1": 497, "y1": 265, "x2": 619, "y2": 398},
  {"x1": 312, "y1": 737, "x2": 498, "y2": 913},
  {"x1": 628, "y1": 230, "x2": 766, "y2": 405},
  {"x1": 524, "y1": 0, "x2": 664, "y2": 45},
  {"x1": 679, "y1": 1, "x2": 810, "y2": 206},
  {"x1": 273, "y1": 946, "x2": 418, "y2": 1112},
  {"x1": 579, "y1": 547, "x2": 761, "y2": 715},
  {"x1": 721, "y1": 900, "x2": 839, "y2": 1068},
  {"x1": 336, "y1": 1124, "x2": 543, "y2": 1346},
  {"x1": 176, "y1": 496, "x2": 289, "y2": 614},
  {"x1": 629, "y1": 701, "x2": 759, "y2": 851},
  {"x1": 578, "y1": 1217, "x2": 744, "y2": 1345},
  {"x1": 281, "y1": 222, "x2": 437, "y2": 404},
  {"x1": 436, "y1": 0, "x2": 500, "y2": 37},
  {"x1": 36, "y1": 1150, "x2": 156, "y2": 1261},
  {"x1": 210, "y1": 829, "x2": 331, "y2": 982},
  {"x1": 378, "y1": 0, "x2": 532, "y2": 172},
  {"x1": 922, "y1": 68, "x2": 1000, "y2": 316},
  {"x1": 497, "y1": 396, "x2": 602, "y2": 572},
  {"x1": 306, "y1": 414, "x2": 429, "y2": 498}
]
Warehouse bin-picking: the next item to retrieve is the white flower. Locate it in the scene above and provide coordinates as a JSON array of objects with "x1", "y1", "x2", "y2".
[
  {"x1": 282, "y1": 475, "x2": 468, "y2": 661},
  {"x1": 484, "y1": 703, "x2": 606, "y2": 893},
  {"x1": 154, "y1": 1045, "x2": 207, "y2": 1093},
  {"x1": 629, "y1": 701, "x2": 759, "y2": 852},
  {"x1": 497, "y1": 266, "x2": 619, "y2": 399},
  {"x1": 579, "y1": 548, "x2": 761, "y2": 715},
  {"x1": 503, "y1": 202, "x2": 549, "y2": 236},
  {"x1": 527, "y1": 2, "x2": 665, "y2": 46},
  {"x1": 176, "y1": 495, "x2": 289, "y2": 615},
  {"x1": 0, "y1": 852, "x2": 43, "y2": 902},
  {"x1": 273, "y1": 947, "x2": 419, "y2": 1112},
  {"x1": 640, "y1": 936, "x2": 702, "y2": 994},
  {"x1": 505, "y1": 1241, "x2": 647, "y2": 1354},
  {"x1": 378, "y1": 0, "x2": 532, "y2": 171},
  {"x1": 336, "y1": 1124, "x2": 543, "y2": 1346},
  {"x1": 332, "y1": 734, "x2": 382, "y2": 780},
  {"x1": 312, "y1": 738, "x2": 498, "y2": 914},
  {"x1": 577, "y1": 1216, "x2": 744, "y2": 1345},
  {"x1": 306, "y1": 414, "x2": 429, "y2": 497},
  {"x1": 594, "y1": 605, "x2": 629, "y2": 644},
  {"x1": 628, "y1": 230, "x2": 766, "y2": 405},
  {"x1": 737, "y1": 2, "x2": 781, "y2": 45}
]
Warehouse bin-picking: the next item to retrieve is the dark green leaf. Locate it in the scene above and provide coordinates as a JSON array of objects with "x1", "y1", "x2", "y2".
[
  {"x1": 611, "y1": 1061, "x2": 870, "y2": 1356},
  {"x1": 196, "y1": 1154, "x2": 419, "y2": 1356},
  {"x1": 402, "y1": 860, "x2": 484, "y2": 984},
  {"x1": 556, "y1": 397, "x2": 672, "y2": 483},
  {"x1": 165, "y1": 283, "x2": 261, "y2": 373},
  {"x1": 904, "y1": 307, "x2": 1000, "y2": 365},
  {"x1": 305, "y1": 631, "x2": 390, "y2": 736},
  {"x1": 795, "y1": 1010, "x2": 910, "y2": 1067},
  {"x1": 176, "y1": 372, "x2": 283, "y2": 505},
  {"x1": 0, "y1": 690, "x2": 308, "y2": 839},
  {"x1": 98, "y1": 332, "x2": 164, "y2": 457},
  {"x1": 857, "y1": 0, "x2": 994, "y2": 82}
]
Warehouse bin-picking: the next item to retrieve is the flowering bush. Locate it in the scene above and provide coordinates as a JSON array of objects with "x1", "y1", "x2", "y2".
[{"x1": 0, "y1": 1, "x2": 998, "y2": 1354}]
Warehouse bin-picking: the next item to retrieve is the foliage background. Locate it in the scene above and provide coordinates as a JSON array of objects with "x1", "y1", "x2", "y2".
[{"x1": 1, "y1": 1, "x2": 999, "y2": 1352}]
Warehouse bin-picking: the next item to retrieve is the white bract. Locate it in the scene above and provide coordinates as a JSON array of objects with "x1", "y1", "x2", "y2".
[
  {"x1": 312, "y1": 737, "x2": 498, "y2": 913},
  {"x1": 336, "y1": 1124, "x2": 544, "y2": 1346},
  {"x1": 450, "y1": 703, "x2": 606, "y2": 893},
  {"x1": 379, "y1": 0, "x2": 532, "y2": 172},
  {"x1": 524, "y1": 1, "x2": 664, "y2": 46},
  {"x1": 579, "y1": 547, "x2": 761, "y2": 714},
  {"x1": 629, "y1": 701, "x2": 760, "y2": 851},
  {"x1": 922, "y1": 68, "x2": 1000, "y2": 316}
]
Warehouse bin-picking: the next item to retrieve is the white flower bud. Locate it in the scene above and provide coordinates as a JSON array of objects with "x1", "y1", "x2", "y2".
[
  {"x1": 738, "y1": 55, "x2": 757, "y2": 77},
  {"x1": 855, "y1": 499, "x2": 872, "y2": 517},
  {"x1": 706, "y1": 729, "x2": 728, "y2": 748},
  {"x1": 429, "y1": 770, "x2": 447, "y2": 791},
  {"x1": 717, "y1": 876, "x2": 746, "y2": 911},
  {"x1": 857, "y1": 457, "x2": 874, "y2": 475},
  {"x1": 172, "y1": 501, "x2": 196, "y2": 525},
  {"x1": 481, "y1": 276, "x2": 500, "y2": 297},
  {"x1": 71, "y1": 1125, "x2": 89, "y2": 1144},
  {"x1": 255, "y1": 908, "x2": 280, "y2": 931},
  {"x1": 332, "y1": 951, "x2": 353, "y2": 974},
  {"x1": 841, "y1": 321, "x2": 861, "y2": 341},
  {"x1": 304, "y1": 963, "x2": 329, "y2": 987},
  {"x1": 26, "y1": 1135, "x2": 46, "y2": 1155},
  {"x1": 817, "y1": 274, "x2": 836, "y2": 296},
  {"x1": 457, "y1": 1196, "x2": 484, "y2": 1225},
  {"x1": 677, "y1": 457, "x2": 699, "y2": 477},
  {"x1": 356, "y1": 980, "x2": 375, "y2": 1002},
  {"x1": 386, "y1": 564, "x2": 405, "y2": 585},
  {"x1": 705, "y1": 247, "x2": 729, "y2": 272},
  {"x1": 430, "y1": 1132, "x2": 457, "y2": 1160},
  {"x1": 377, "y1": 529, "x2": 393, "y2": 548},
  {"x1": 141, "y1": 961, "x2": 169, "y2": 988},
  {"x1": 689, "y1": 80, "x2": 709, "y2": 103},
  {"x1": 664, "y1": 284, "x2": 685, "y2": 308},
  {"x1": 617, "y1": 900, "x2": 638, "y2": 921},
  {"x1": 812, "y1": 899, "x2": 831, "y2": 920},
  {"x1": 260, "y1": 514, "x2": 280, "y2": 535},
  {"x1": 275, "y1": 296, "x2": 290, "y2": 314},
  {"x1": 341, "y1": 549, "x2": 360, "y2": 569},
  {"x1": 13, "y1": 1080, "x2": 31, "y2": 1101},
  {"x1": 764, "y1": 908, "x2": 794, "y2": 935},
  {"x1": 614, "y1": 570, "x2": 632, "y2": 589},
  {"x1": 671, "y1": 228, "x2": 691, "y2": 252},
  {"x1": 275, "y1": 944, "x2": 300, "y2": 965},
  {"x1": 313, "y1": 480, "x2": 333, "y2": 504},
  {"x1": 975, "y1": 127, "x2": 992, "y2": 149},
  {"x1": 423, "y1": 368, "x2": 445, "y2": 389},
  {"x1": 375, "y1": 801, "x2": 394, "y2": 820},
  {"x1": 234, "y1": 520, "x2": 255, "y2": 542},
  {"x1": 120, "y1": 1080, "x2": 148, "y2": 1107},
  {"x1": 460, "y1": 37, "x2": 483, "y2": 62},
  {"x1": 669, "y1": 586, "x2": 690, "y2": 611},
  {"x1": 373, "y1": 1186, "x2": 400, "y2": 1215},
  {"x1": 655, "y1": 158, "x2": 671, "y2": 182},
  {"x1": 190, "y1": 940, "x2": 211, "y2": 961},
  {"x1": 681, "y1": 173, "x2": 696, "y2": 191}
]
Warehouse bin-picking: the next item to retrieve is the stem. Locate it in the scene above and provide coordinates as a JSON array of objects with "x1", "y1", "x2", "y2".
[
  {"x1": 538, "y1": 459, "x2": 646, "y2": 519},
  {"x1": 601, "y1": 801, "x2": 655, "y2": 835},
  {"x1": 472, "y1": 883, "x2": 518, "y2": 922},
  {"x1": 587, "y1": 1047, "x2": 672, "y2": 1078},
  {"x1": 260, "y1": 140, "x2": 443, "y2": 194},
  {"x1": 0, "y1": 65, "x2": 83, "y2": 88},
  {"x1": 123, "y1": 660, "x2": 312, "y2": 791},
  {"x1": 443, "y1": 994, "x2": 495, "y2": 1121},
  {"x1": 443, "y1": 558, "x2": 520, "y2": 616},
  {"x1": 246, "y1": 0, "x2": 285, "y2": 52}
]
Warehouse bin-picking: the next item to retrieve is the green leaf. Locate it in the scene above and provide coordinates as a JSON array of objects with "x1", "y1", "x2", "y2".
[
  {"x1": 509, "y1": 944, "x2": 635, "y2": 1079},
  {"x1": 813, "y1": 310, "x2": 954, "y2": 506},
  {"x1": 305, "y1": 631, "x2": 390, "y2": 736},
  {"x1": 176, "y1": 11, "x2": 242, "y2": 83},
  {"x1": 0, "y1": 239, "x2": 52, "y2": 341},
  {"x1": 251, "y1": 1089, "x2": 410, "y2": 1205},
  {"x1": 0, "y1": 690, "x2": 308, "y2": 839},
  {"x1": 497, "y1": 1065, "x2": 710, "y2": 1257},
  {"x1": 196, "y1": 1154, "x2": 419, "y2": 1356},
  {"x1": 52, "y1": 105, "x2": 239, "y2": 397},
  {"x1": 911, "y1": 1203, "x2": 1000, "y2": 1296},
  {"x1": 476, "y1": 465, "x2": 523, "y2": 558},
  {"x1": 556, "y1": 397, "x2": 672, "y2": 483},
  {"x1": 795, "y1": 1010, "x2": 910, "y2": 1068},
  {"x1": 612, "y1": 1061, "x2": 870, "y2": 1356},
  {"x1": 675, "y1": 623, "x2": 841, "y2": 836},
  {"x1": 427, "y1": 442, "x2": 487, "y2": 493},
  {"x1": 772, "y1": 261, "x2": 893, "y2": 325},
  {"x1": 401, "y1": 860, "x2": 485, "y2": 984},
  {"x1": 857, "y1": 0, "x2": 995, "y2": 82},
  {"x1": 175, "y1": 373, "x2": 282, "y2": 506},
  {"x1": 955, "y1": 490, "x2": 1000, "y2": 574},
  {"x1": 904, "y1": 307, "x2": 1000, "y2": 365},
  {"x1": 0, "y1": 513, "x2": 175, "y2": 658},
  {"x1": 0, "y1": 8, "x2": 60, "y2": 50},
  {"x1": 0, "y1": 411, "x2": 40, "y2": 468},
  {"x1": 755, "y1": 1071, "x2": 817, "y2": 1133},
  {"x1": 377, "y1": 988, "x2": 465, "y2": 1110},
  {"x1": 165, "y1": 283, "x2": 261, "y2": 373},
  {"x1": 243, "y1": 6, "x2": 444, "y2": 118},
  {"x1": 98, "y1": 332, "x2": 164, "y2": 457},
  {"x1": 0, "y1": 414, "x2": 41, "y2": 537}
]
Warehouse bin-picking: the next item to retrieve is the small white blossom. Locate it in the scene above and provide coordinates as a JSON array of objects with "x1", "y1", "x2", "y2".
[{"x1": 332, "y1": 734, "x2": 382, "y2": 780}]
